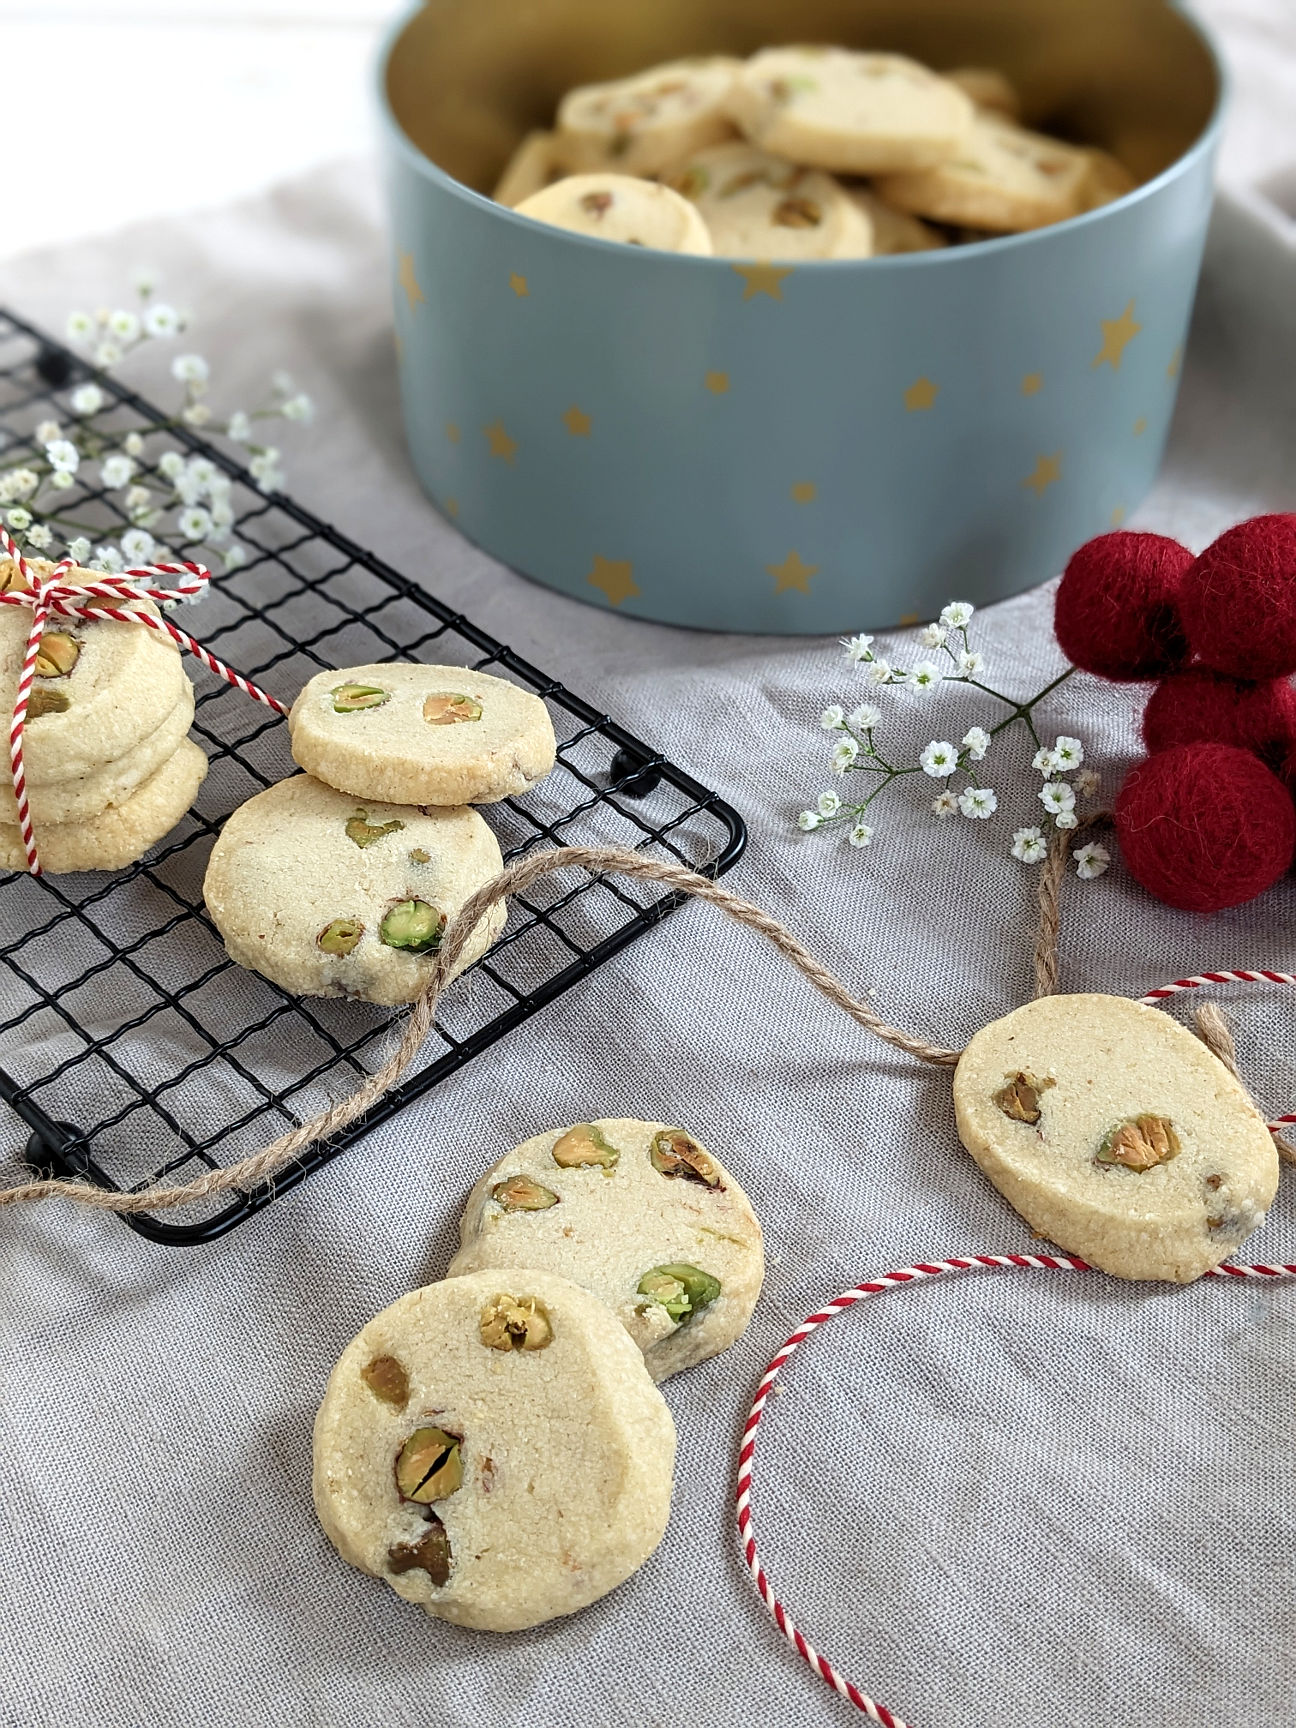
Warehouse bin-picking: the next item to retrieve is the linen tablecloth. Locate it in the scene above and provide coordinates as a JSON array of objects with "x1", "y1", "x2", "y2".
[{"x1": 2, "y1": 5, "x2": 1295, "y2": 1722}]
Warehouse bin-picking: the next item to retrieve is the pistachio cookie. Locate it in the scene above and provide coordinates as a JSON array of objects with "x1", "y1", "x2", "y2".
[
  {"x1": 944, "y1": 66, "x2": 1021, "y2": 121},
  {"x1": 288, "y1": 663, "x2": 556, "y2": 807},
  {"x1": 555, "y1": 56, "x2": 740, "y2": 178},
  {"x1": 663, "y1": 142, "x2": 872, "y2": 260},
  {"x1": 875, "y1": 115, "x2": 1092, "y2": 232},
  {"x1": 449, "y1": 1119, "x2": 764, "y2": 1381},
  {"x1": 845, "y1": 186, "x2": 946, "y2": 254},
  {"x1": 203, "y1": 774, "x2": 505, "y2": 1005},
  {"x1": 313, "y1": 1268, "x2": 675, "y2": 1632},
  {"x1": 953, "y1": 994, "x2": 1279, "y2": 1283},
  {"x1": 493, "y1": 130, "x2": 563, "y2": 206},
  {"x1": 726, "y1": 47, "x2": 974, "y2": 175},
  {"x1": 514, "y1": 174, "x2": 713, "y2": 255},
  {"x1": 0, "y1": 737, "x2": 207, "y2": 874}
]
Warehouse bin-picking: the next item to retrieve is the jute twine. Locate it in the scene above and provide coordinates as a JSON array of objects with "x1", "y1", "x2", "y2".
[{"x1": 2, "y1": 811, "x2": 1285, "y2": 1213}]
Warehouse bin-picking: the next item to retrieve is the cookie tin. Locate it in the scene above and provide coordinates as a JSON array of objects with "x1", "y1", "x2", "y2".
[{"x1": 379, "y1": 0, "x2": 1222, "y2": 634}]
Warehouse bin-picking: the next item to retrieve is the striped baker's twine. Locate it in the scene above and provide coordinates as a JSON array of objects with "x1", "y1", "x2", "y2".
[
  {"x1": 0, "y1": 526, "x2": 287, "y2": 874},
  {"x1": 737, "y1": 1252, "x2": 1296, "y2": 1725},
  {"x1": 1139, "y1": 971, "x2": 1296, "y2": 1130}
]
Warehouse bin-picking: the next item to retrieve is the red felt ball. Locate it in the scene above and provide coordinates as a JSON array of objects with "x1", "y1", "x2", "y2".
[
  {"x1": 1054, "y1": 532, "x2": 1193, "y2": 680},
  {"x1": 1115, "y1": 743, "x2": 1296, "y2": 913},
  {"x1": 1179, "y1": 514, "x2": 1296, "y2": 680},
  {"x1": 1142, "y1": 670, "x2": 1296, "y2": 767}
]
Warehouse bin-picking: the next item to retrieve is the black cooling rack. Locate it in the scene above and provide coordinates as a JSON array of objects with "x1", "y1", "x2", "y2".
[{"x1": 0, "y1": 306, "x2": 746, "y2": 1246}]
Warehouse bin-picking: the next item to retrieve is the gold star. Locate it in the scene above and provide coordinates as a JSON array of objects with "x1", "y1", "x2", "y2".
[
  {"x1": 485, "y1": 421, "x2": 517, "y2": 463},
  {"x1": 904, "y1": 377, "x2": 939, "y2": 412},
  {"x1": 445, "y1": 422, "x2": 461, "y2": 444},
  {"x1": 587, "y1": 555, "x2": 639, "y2": 607},
  {"x1": 562, "y1": 405, "x2": 592, "y2": 437},
  {"x1": 1023, "y1": 451, "x2": 1062, "y2": 495},
  {"x1": 398, "y1": 251, "x2": 424, "y2": 310},
  {"x1": 1093, "y1": 300, "x2": 1142, "y2": 370},
  {"x1": 768, "y1": 551, "x2": 817, "y2": 594},
  {"x1": 791, "y1": 481, "x2": 817, "y2": 504},
  {"x1": 1021, "y1": 372, "x2": 1043, "y2": 396},
  {"x1": 1167, "y1": 344, "x2": 1183, "y2": 379},
  {"x1": 732, "y1": 261, "x2": 793, "y2": 301},
  {"x1": 444, "y1": 496, "x2": 459, "y2": 518},
  {"x1": 898, "y1": 612, "x2": 921, "y2": 627},
  {"x1": 510, "y1": 273, "x2": 529, "y2": 297},
  {"x1": 1110, "y1": 505, "x2": 1126, "y2": 526},
  {"x1": 705, "y1": 371, "x2": 730, "y2": 394},
  {"x1": 1133, "y1": 416, "x2": 1147, "y2": 436}
]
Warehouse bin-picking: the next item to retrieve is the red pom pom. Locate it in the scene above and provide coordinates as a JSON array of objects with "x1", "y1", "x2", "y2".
[
  {"x1": 1115, "y1": 744, "x2": 1296, "y2": 912},
  {"x1": 1142, "y1": 670, "x2": 1296, "y2": 766},
  {"x1": 1054, "y1": 531, "x2": 1193, "y2": 680},
  {"x1": 1179, "y1": 514, "x2": 1296, "y2": 680}
]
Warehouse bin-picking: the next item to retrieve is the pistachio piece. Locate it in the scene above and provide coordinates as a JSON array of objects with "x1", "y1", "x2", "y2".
[
  {"x1": 551, "y1": 1124, "x2": 620, "y2": 1170},
  {"x1": 993, "y1": 1071, "x2": 1053, "y2": 1125},
  {"x1": 772, "y1": 195, "x2": 822, "y2": 228},
  {"x1": 423, "y1": 691, "x2": 483, "y2": 726},
  {"x1": 34, "y1": 632, "x2": 79, "y2": 677},
  {"x1": 317, "y1": 917, "x2": 363, "y2": 956},
  {"x1": 409, "y1": 848, "x2": 431, "y2": 864},
  {"x1": 491, "y1": 1174, "x2": 559, "y2": 1211},
  {"x1": 649, "y1": 1128, "x2": 721, "y2": 1188},
  {"x1": 387, "y1": 1513, "x2": 451, "y2": 1586},
  {"x1": 379, "y1": 899, "x2": 446, "y2": 954},
  {"x1": 26, "y1": 687, "x2": 69, "y2": 718},
  {"x1": 636, "y1": 1262, "x2": 721, "y2": 1326},
  {"x1": 480, "y1": 1293, "x2": 553, "y2": 1352},
  {"x1": 1097, "y1": 1114, "x2": 1180, "y2": 1172},
  {"x1": 331, "y1": 682, "x2": 389, "y2": 713},
  {"x1": 361, "y1": 1354, "x2": 409, "y2": 1409},
  {"x1": 395, "y1": 1426, "x2": 463, "y2": 1503},
  {"x1": 345, "y1": 811, "x2": 405, "y2": 848}
]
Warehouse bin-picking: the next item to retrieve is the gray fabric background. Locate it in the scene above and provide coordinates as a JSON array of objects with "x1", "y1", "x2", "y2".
[{"x1": 2, "y1": 8, "x2": 1295, "y2": 1722}]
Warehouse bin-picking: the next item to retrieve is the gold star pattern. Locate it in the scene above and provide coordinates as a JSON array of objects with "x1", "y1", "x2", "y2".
[
  {"x1": 1023, "y1": 452, "x2": 1062, "y2": 496},
  {"x1": 732, "y1": 261, "x2": 793, "y2": 302},
  {"x1": 1110, "y1": 505, "x2": 1126, "y2": 526},
  {"x1": 445, "y1": 422, "x2": 461, "y2": 444},
  {"x1": 1167, "y1": 344, "x2": 1183, "y2": 379},
  {"x1": 444, "y1": 497, "x2": 459, "y2": 518},
  {"x1": 791, "y1": 482, "x2": 817, "y2": 504},
  {"x1": 587, "y1": 555, "x2": 639, "y2": 607},
  {"x1": 510, "y1": 273, "x2": 529, "y2": 297},
  {"x1": 485, "y1": 421, "x2": 517, "y2": 464},
  {"x1": 1021, "y1": 372, "x2": 1043, "y2": 396},
  {"x1": 1133, "y1": 416, "x2": 1147, "y2": 436},
  {"x1": 768, "y1": 551, "x2": 817, "y2": 594},
  {"x1": 904, "y1": 377, "x2": 939, "y2": 412},
  {"x1": 705, "y1": 371, "x2": 730, "y2": 394},
  {"x1": 1093, "y1": 301, "x2": 1142, "y2": 371},
  {"x1": 562, "y1": 405, "x2": 592, "y2": 437},
  {"x1": 398, "y1": 252, "x2": 425, "y2": 310}
]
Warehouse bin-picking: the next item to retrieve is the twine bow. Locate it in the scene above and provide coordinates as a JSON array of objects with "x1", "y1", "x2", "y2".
[{"x1": 0, "y1": 524, "x2": 287, "y2": 874}]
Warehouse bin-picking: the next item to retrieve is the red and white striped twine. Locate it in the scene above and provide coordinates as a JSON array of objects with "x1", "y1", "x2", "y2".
[
  {"x1": 0, "y1": 526, "x2": 287, "y2": 874},
  {"x1": 1139, "y1": 970, "x2": 1296, "y2": 1129}
]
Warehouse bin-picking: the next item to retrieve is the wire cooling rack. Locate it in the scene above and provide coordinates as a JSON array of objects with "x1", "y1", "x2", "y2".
[{"x1": 0, "y1": 306, "x2": 746, "y2": 1246}]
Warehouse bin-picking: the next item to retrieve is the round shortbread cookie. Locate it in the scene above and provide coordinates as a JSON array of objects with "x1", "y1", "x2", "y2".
[
  {"x1": 1080, "y1": 146, "x2": 1137, "y2": 210},
  {"x1": 0, "y1": 736, "x2": 207, "y2": 874},
  {"x1": 663, "y1": 141, "x2": 872, "y2": 260},
  {"x1": 288, "y1": 662, "x2": 556, "y2": 807},
  {"x1": 945, "y1": 66, "x2": 1021, "y2": 120},
  {"x1": 449, "y1": 1119, "x2": 764, "y2": 1381},
  {"x1": 953, "y1": 994, "x2": 1279, "y2": 1283},
  {"x1": 514, "y1": 173, "x2": 713, "y2": 255},
  {"x1": 725, "y1": 47, "x2": 974, "y2": 175},
  {"x1": 554, "y1": 56, "x2": 740, "y2": 178},
  {"x1": 313, "y1": 1268, "x2": 675, "y2": 1632},
  {"x1": 0, "y1": 561, "x2": 186, "y2": 784},
  {"x1": 875, "y1": 115, "x2": 1092, "y2": 232},
  {"x1": 0, "y1": 679, "x2": 195, "y2": 827},
  {"x1": 492, "y1": 130, "x2": 563, "y2": 207},
  {"x1": 203, "y1": 773, "x2": 506, "y2": 1006},
  {"x1": 846, "y1": 186, "x2": 946, "y2": 253}
]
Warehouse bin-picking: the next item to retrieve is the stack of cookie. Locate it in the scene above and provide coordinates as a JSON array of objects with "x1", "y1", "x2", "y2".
[
  {"x1": 314, "y1": 1118, "x2": 765, "y2": 1630},
  {"x1": 203, "y1": 661, "x2": 557, "y2": 1005},
  {"x1": 0, "y1": 558, "x2": 207, "y2": 874},
  {"x1": 497, "y1": 47, "x2": 1134, "y2": 258}
]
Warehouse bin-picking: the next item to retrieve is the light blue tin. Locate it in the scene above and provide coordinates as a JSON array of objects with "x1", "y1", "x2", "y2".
[{"x1": 380, "y1": 0, "x2": 1223, "y2": 634}]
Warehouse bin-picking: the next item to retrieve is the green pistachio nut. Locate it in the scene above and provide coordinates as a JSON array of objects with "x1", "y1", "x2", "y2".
[
  {"x1": 551, "y1": 1124, "x2": 620, "y2": 1170},
  {"x1": 379, "y1": 899, "x2": 446, "y2": 954},
  {"x1": 331, "y1": 682, "x2": 389, "y2": 713},
  {"x1": 345, "y1": 812, "x2": 405, "y2": 848},
  {"x1": 649, "y1": 1128, "x2": 721, "y2": 1187},
  {"x1": 491, "y1": 1175, "x2": 559, "y2": 1211},
  {"x1": 395, "y1": 1427, "x2": 463, "y2": 1503},
  {"x1": 423, "y1": 691, "x2": 483, "y2": 725},
  {"x1": 317, "y1": 917, "x2": 364, "y2": 956},
  {"x1": 637, "y1": 1263, "x2": 721, "y2": 1326},
  {"x1": 387, "y1": 1514, "x2": 452, "y2": 1586}
]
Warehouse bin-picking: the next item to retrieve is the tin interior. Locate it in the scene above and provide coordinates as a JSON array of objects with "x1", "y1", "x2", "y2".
[{"x1": 386, "y1": 0, "x2": 1220, "y2": 197}]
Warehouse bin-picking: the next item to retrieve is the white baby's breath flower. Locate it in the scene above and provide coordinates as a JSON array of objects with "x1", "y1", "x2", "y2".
[
  {"x1": 848, "y1": 821, "x2": 874, "y2": 849},
  {"x1": 820, "y1": 704, "x2": 845, "y2": 730},
  {"x1": 120, "y1": 527, "x2": 155, "y2": 564},
  {"x1": 907, "y1": 660, "x2": 942, "y2": 696},
  {"x1": 1011, "y1": 826, "x2": 1048, "y2": 864},
  {"x1": 932, "y1": 790, "x2": 959, "y2": 818},
  {"x1": 171, "y1": 352, "x2": 209, "y2": 385},
  {"x1": 1074, "y1": 841, "x2": 1111, "y2": 880},
  {"x1": 841, "y1": 632, "x2": 874, "y2": 663},
  {"x1": 132, "y1": 266, "x2": 157, "y2": 297},
  {"x1": 0, "y1": 468, "x2": 38, "y2": 502},
  {"x1": 1053, "y1": 735, "x2": 1084, "y2": 770},
  {"x1": 123, "y1": 431, "x2": 144, "y2": 458},
  {"x1": 962, "y1": 725, "x2": 991, "y2": 762},
  {"x1": 157, "y1": 450, "x2": 185, "y2": 480},
  {"x1": 108, "y1": 309, "x2": 139, "y2": 342},
  {"x1": 46, "y1": 468, "x2": 75, "y2": 492},
  {"x1": 6, "y1": 506, "x2": 31, "y2": 531},
  {"x1": 957, "y1": 649, "x2": 984, "y2": 675},
  {"x1": 34, "y1": 419, "x2": 60, "y2": 445},
  {"x1": 1075, "y1": 767, "x2": 1101, "y2": 798},
  {"x1": 125, "y1": 484, "x2": 151, "y2": 513},
  {"x1": 70, "y1": 382, "x2": 104, "y2": 415},
  {"x1": 182, "y1": 402, "x2": 212, "y2": 426},
  {"x1": 67, "y1": 536, "x2": 92, "y2": 563},
  {"x1": 919, "y1": 740, "x2": 958, "y2": 778},
  {"x1": 1039, "y1": 781, "x2": 1076, "y2": 817},
  {"x1": 66, "y1": 310, "x2": 94, "y2": 341},
  {"x1": 1054, "y1": 811, "x2": 1078, "y2": 829},
  {"x1": 920, "y1": 622, "x2": 947, "y2": 649},
  {"x1": 222, "y1": 543, "x2": 247, "y2": 571},
  {"x1": 45, "y1": 439, "x2": 79, "y2": 473},
  {"x1": 143, "y1": 302, "x2": 181, "y2": 338},
  {"x1": 177, "y1": 505, "x2": 212, "y2": 541},
  {"x1": 864, "y1": 657, "x2": 893, "y2": 686},
  {"x1": 185, "y1": 457, "x2": 217, "y2": 491},
  {"x1": 816, "y1": 791, "x2": 841, "y2": 817},
  {"x1": 24, "y1": 522, "x2": 52, "y2": 550},
  {"x1": 94, "y1": 340, "x2": 122, "y2": 368},
  {"x1": 226, "y1": 410, "x2": 252, "y2": 444},
  {"x1": 281, "y1": 393, "x2": 313, "y2": 423},
  {"x1": 849, "y1": 703, "x2": 881, "y2": 731},
  {"x1": 100, "y1": 453, "x2": 134, "y2": 489},
  {"x1": 940, "y1": 601, "x2": 974, "y2": 629},
  {"x1": 832, "y1": 738, "x2": 859, "y2": 774},
  {"x1": 92, "y1": 544, "x2": 123, "y2": 573},
  {"x1": 248, "y1": 449, "x2": 282, "y2": 490},
  {"x1": 272, "y1": 369, "x2": 295, "y2": 396},
  {"x1": 797, "y1": 809, "x2": 821, "y2": 831},
  {"x1": 959, "y1": 786, "x2": 998, "y2": 819},
  {"x1": 1032, "y1": 746, "x2": 1058, "y2": 775},
  {"x1": 210, "y1": 500, "x2": 234, "y2": 531}
]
